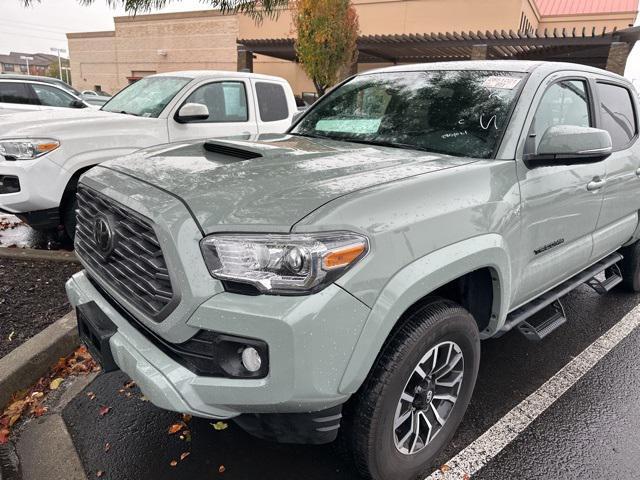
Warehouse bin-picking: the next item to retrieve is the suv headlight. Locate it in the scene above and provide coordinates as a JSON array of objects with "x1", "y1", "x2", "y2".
[
  {"x1": 201, "y1": 232, "x2": 369, "y2": 295},
  {"x1": 0, "y1": 138, "x2": 60, "y2": 160}
]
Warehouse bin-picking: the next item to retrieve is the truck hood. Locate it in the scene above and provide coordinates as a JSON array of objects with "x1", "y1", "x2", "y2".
[
  {"x1": 0, "y1": 108, "x2": 148, "y2": 138},
  {"x1": 103, "y1": 134, "x2": 478, "y2": 232}
]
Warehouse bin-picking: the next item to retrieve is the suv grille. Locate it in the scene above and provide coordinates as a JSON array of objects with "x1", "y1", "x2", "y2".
[{"x1": 75, "y1": 186, "x2": 175, "y2": 320}]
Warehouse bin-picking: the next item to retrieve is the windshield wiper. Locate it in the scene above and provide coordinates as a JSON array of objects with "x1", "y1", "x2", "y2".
[
  {"x1": 115, "y1": 110, "x2": 138, "y2": 116},
  {"x1": 343, "y1": 138, "x2": 430, "y2": 152}
]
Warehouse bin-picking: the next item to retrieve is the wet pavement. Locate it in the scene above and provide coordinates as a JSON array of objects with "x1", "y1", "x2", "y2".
[
  {"x1": 475, "y1": 325, "x2": 640, "y2": 480},
  {"x1": 0, "y1": 214, "x2": 72, "y2": 250},
  {"x1": 61, "y1": 284, "x2": 640, "y2": 480}
]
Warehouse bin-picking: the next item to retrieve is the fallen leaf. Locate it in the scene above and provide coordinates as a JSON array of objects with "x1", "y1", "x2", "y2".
[
  {"x1": 140, "y1": 396, "x2": 148, "y2": 402},
  {"x1": 49, "y1": 378, "x2": 64, "y2": 390},
  {"x1": 32, "y1": 406, "x2": 48, "y2": 417},
  {"x1": 463, "y1": 475, "x2": 471, "y2": 480},
  {"x1": 104, "y1": 442, "x2": 111, "y2": 452},
  {"x1": 0, "y1": 428, "x2": 9, "y2": 444},
  {"x1": 8, "y1": 415, "x2": 20, "y2": 426},
  {"x1": 7, "y1": 331, "x2": 14, "y2": 342},
  {"x1": 169, "y1": 460, "x2": 178, "y2": 467},
  {"x1": 124, "y1": 380, "x2": 136, "y2": 389},
  {"x1": 168, "y1": 422, "x2": 184, "y2": 435},
  {"x1": 440, "y1": 464, "x2": 451, "y2": 473},
  {"x1": 182, "y1": 414, "x2": 192, "y2": 423},
  {"x1": 218, "y1": 465, "x2": 226, "y2": 474},
  {"x1": 31, "y1": 392, "x2": 44, "y2": 399},
  {"x1": 87, "y1": 392, "x2": 96, "y2": 400},
  {"x1": 96, "y1": 470, "x2": 104, "y2": 477},
  {"x1": 211, "y1": 421, "x2": 228, "y2": 431},
  {"x1": 183, "y1": 430, "x2": 192, "y2": 442},
  {"x1": 180, "y1": 452, "x2": 190, "y2": 461},
  {"x1": 99, "y1": 406, "x2": 111, "y2": 416}
]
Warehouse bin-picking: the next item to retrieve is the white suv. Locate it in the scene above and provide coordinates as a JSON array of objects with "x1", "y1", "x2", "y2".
[
  {"x1": 0, "y1": 71, "x2": 297, "y2": 237},
  {"x1": 0, "y1": 78, "x2": 92, "y2": 115}
]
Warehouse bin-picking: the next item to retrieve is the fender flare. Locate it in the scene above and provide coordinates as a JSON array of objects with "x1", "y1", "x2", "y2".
[
  {"x1": 338, "y1": 233, "x2": 512, "y2": 394},
  {"x1": 58, "y1": 147, "x2": 143, "y2": 200}
]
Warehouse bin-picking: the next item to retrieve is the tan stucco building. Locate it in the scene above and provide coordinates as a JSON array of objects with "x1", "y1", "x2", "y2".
[{"x1": 67, "y1": 0, "x2": 639, "y2": 95}]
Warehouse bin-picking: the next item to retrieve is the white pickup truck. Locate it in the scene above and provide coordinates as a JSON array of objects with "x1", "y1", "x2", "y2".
[{"x1": 0, "y1": 71, "x2": 297, "y2": 237}]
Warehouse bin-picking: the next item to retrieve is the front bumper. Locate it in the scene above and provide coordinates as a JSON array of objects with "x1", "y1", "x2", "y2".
[
  {"x1": 0, "y1": 154, "x2": 71, "y2": 214},
  {"x1": 66, "y1": 270, "x2": 371, "y2": 419}
]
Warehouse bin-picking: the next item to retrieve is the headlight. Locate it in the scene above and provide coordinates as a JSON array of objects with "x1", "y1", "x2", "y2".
[
  {"x1": 201, "y1": 232, "x2": 369, "y2": 295},
  {"x1": 0, "y1": 138, "x2": 60, "y2": 160}
]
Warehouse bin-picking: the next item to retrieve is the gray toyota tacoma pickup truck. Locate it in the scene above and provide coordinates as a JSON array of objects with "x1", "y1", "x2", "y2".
[{"x1": 66, "y1": 60, "x2": 640, "y2": 480}]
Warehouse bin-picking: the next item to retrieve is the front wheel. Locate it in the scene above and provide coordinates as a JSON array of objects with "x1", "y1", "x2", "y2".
[
  {"x1": 62, "y1": 195, "x2": 78, "y2": 242},
  {"x1": 341, "y1": 299, "x2": 480, "y2": 480}
]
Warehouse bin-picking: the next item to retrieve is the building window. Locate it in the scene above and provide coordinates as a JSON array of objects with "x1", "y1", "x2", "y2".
[{"x1": 2, "y1": 64, "x2": 15, "y2": 72}]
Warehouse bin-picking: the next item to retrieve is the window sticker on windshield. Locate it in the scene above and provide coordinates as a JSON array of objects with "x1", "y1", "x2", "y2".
[{"x1": 482, "y1": 76, "x2": 521, "y2": 90}]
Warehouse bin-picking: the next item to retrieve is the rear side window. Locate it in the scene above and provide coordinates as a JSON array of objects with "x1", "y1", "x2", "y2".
[
  {"x1": 184, "y1": 81, "x2": 248, "y2": 122},
  {"x1": 597, "y1": 82, "x2": 637, "y2": 149},
  {"x1": 255, "y1": 82, "x2": 289, "y2": 122},
  {"x1": 0, "y1": 82, "x2": 32, "y2": 105}
]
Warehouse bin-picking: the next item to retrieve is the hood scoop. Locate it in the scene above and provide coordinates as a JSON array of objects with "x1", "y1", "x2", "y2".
[{"x1": 204, "y1": 141, "x2": 263, "y2": 160}]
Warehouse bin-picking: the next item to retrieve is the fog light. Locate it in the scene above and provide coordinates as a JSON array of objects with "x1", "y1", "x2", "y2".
[
  {"x1": 0, "y1": 175, "x2": 20, "y2": 194},
  {"x1": 241, "y1": 347, "x2": 262, "y2": 372}
]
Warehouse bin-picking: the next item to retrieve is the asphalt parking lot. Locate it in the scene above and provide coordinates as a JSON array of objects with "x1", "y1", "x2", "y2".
[{"x1": 59, "y1": 283, "x2": 640, "y2": 480}]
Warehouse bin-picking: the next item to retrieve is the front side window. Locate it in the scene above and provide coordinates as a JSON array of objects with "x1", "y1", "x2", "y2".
[
  {"x1": 530, "y1": 80, "x2": 591, "y2": 151},
  {"x1": 101, "y1": 76, "x2": 191, "y2": 118},
  {"x1": 31, "y1": 84, "x2": 77, "y2": 108},
  {"x1": 0, "y1": 82, "x2": 32, "y2": 105},
  {"x1": 183, "y1": 81, "x2": 248, "y2": 122},
  {"x1": 292, "y1": 70, "x2": 525, "y2": 159},
  {"x1": 256, "y1": 82, "x2": 289, "y2": 122},
  {"x1": 597, "y1": 82, "x2": 637, "y2": 149}
]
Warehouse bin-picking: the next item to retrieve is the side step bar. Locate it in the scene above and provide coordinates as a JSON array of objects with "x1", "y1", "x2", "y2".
[{"x1": 501, "y1": 252, "x2": 623, "y2": 340}]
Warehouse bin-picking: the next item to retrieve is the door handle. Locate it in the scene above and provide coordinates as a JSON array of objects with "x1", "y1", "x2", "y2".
[
  {"x1": 635, "y1": 168, "x2": 640, "y2": 176},
  {"x1": 587, "y1": 178, "x2": 606, "y2": 191}
]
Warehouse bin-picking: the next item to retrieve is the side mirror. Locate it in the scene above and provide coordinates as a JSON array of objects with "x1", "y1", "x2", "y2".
[
  {"x1": 72, "y1": 99, "x2": 87, "y2": 109},
  {"x1": 175, "y1": 103, "x2": 209, "y2": 123},
  {"x1": 292, "y1": 110, "x2": 304, "y2": 123},
  {"x1": 525, "y1": 125, "x2": 612, "y2": 167}
]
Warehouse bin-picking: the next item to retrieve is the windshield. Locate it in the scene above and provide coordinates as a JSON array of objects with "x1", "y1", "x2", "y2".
[
  {"x1": 292, "y1": 70, "x2": 526, "y2": 159},
  {"x1": 101, "y1": 76, "x2": 191, "y2": 117}
]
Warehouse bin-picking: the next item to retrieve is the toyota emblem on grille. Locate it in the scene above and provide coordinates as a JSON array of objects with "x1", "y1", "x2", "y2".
[{"x1": 93, "y1": 215, "x2": 115, "y2": 257}]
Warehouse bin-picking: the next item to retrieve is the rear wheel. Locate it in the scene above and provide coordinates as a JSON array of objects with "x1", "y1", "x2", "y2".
[
  {"x1": 618, "y1": 240, "x2": 640, "y2": 292},
  {"x1": 340, "y1": 298, "x2": 480, "y2": 480}
]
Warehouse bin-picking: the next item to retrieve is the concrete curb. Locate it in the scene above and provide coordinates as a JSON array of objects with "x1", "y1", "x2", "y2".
[
  {"x1": 0, "y1": 248, "x2": 79, "y2": 264},
  {"x1": 0, "y1": 312, "x2": 79, "y2": 410},
  {"x1": 14, "y1": 372, "x2": 97, "y2": 480}
]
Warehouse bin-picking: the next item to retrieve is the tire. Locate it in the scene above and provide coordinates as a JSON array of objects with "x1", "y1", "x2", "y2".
[
  {"x1": 340, "y1": 298, "x2": 480, "y2": 480},
  {"x1": 62, "y1": 195, "x2": 78, "y2": 242},
  {"x1": 618, "y1": 240, "x2": 640, "y2": 292}
]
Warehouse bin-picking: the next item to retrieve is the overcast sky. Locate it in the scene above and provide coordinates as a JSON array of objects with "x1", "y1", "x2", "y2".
[{"x1": 2, "y1": 0, "x2": 640, "y2": 81}]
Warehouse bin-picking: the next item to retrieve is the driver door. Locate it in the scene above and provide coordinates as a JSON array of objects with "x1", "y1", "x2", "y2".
[{"x1": 512, "y1": 75, "x2": 606, "y2": 308}]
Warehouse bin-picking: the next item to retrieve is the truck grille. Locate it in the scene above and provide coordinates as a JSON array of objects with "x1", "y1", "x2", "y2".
[{"x1": 75, "y1": 186, "x2": 175, "y2": 320}]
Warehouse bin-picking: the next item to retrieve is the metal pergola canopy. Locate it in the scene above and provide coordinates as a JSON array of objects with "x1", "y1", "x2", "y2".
[{"x1": 239, "y1": 26, "x2": 640, "y2": 70}]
